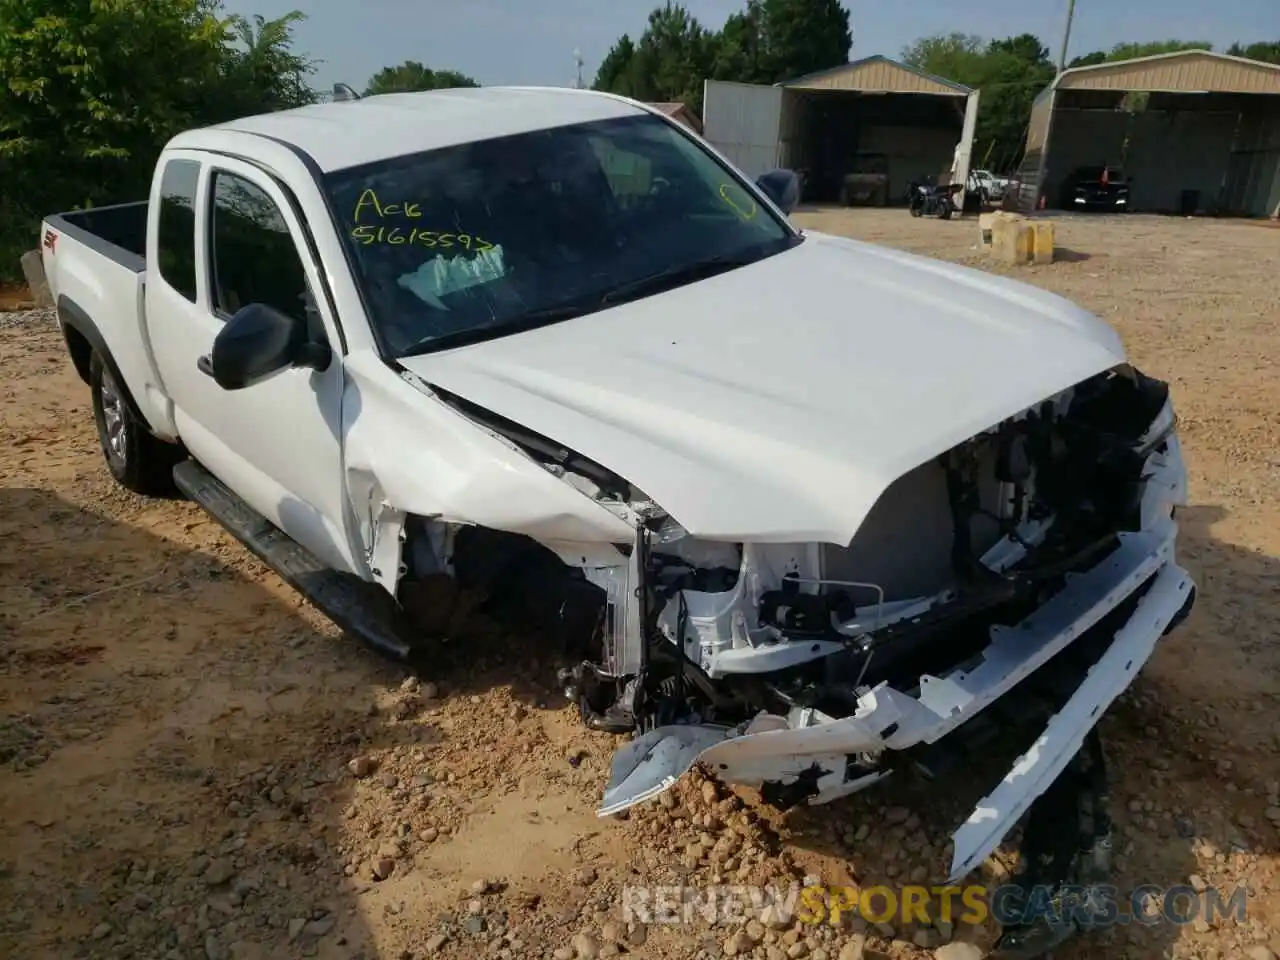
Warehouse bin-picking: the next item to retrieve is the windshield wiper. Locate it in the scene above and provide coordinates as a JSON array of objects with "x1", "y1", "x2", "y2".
[
  {"x1": 599, "y1": 249, "x2": 770, "y2": 307},
  {"x1": 398, "y1": 301, "x2": 600, "y2": 358}
]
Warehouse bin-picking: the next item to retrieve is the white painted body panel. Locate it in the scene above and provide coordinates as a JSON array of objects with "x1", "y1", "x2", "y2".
[
  {"x1": 401, "y1": 230, "x2": 1126, "y2": 545},
  {"x1": 39, "y1": 227, "x2": 178, "y2": 440},
  {"x1": 142, "y1": 152, "x2": 360, "y2": 575},
  {"x1": 341, "y1": 353, "x2": 635, "y2": 547},
  {"x1": 190, "y1": 87, "x2": 646, "y2": 173}
]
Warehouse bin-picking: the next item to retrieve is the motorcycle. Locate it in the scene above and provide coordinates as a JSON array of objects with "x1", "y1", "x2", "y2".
[{"x1": 907, "y1": 179, "x2": 963, "y2": 220}]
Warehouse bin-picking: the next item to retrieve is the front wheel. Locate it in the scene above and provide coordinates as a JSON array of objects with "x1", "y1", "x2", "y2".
[
  {"x1": 90, "y1": 351, "x2": 179, "y2": 495},
  {"x1": 938, "y1": 201, "x2": 954, "y2": 220}
]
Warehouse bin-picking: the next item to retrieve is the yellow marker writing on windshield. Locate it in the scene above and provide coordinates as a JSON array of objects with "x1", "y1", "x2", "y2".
[
  {"x1": 350, "y1": 226, "x2": 493, "y2": 250},
  {"x1": 719, "y1": 183, "x2": 757, "y2": 221},
  {"x1": 353, "y1": 188, "x2": 423, "y2": 222}
]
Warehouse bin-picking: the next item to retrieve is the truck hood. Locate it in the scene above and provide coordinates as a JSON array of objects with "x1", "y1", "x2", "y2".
[{"x1": 398, "y1": 231, "x2": 1126, "y2": 544}]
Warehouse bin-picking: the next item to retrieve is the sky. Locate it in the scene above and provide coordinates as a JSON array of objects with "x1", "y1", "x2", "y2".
[{"x1": 222, "y1": 0, "x2": 1279, "y2": 93}]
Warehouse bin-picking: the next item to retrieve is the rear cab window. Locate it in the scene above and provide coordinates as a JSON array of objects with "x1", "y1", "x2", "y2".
[{"x1": 156, "y1": 159, "x2": 200, "y2": 302}]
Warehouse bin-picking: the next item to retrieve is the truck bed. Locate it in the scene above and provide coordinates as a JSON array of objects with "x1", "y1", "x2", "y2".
[
  {"x1": 41, "y1": 198, "x2": 179, "y2": 442},
  {"x1": 46, "y1": 201, "x2": 148, "y2": 272}
]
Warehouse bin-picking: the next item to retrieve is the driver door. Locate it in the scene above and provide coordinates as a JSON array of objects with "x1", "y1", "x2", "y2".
[{"x1": 145, "y1": 154, "x2": 360, "y2": 575}]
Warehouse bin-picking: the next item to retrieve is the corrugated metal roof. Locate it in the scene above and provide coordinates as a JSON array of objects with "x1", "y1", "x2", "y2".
[
  {"x1": 781, "y1": 55, "x2": 970, "y2": 95},
  {"x1": 1055, "y1": 50, "x2": 1280, "y2": 95}
]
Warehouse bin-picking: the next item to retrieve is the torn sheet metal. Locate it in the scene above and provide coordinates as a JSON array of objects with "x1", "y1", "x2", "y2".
[{"x1": 598, "y1": 519, "x2": 1181, "y2": 820}]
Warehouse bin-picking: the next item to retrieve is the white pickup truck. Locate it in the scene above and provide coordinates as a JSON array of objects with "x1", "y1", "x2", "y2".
[
  {"x1": 43, "y1": 86, "x2": 1193, "y2": 950},
  {"x1": 973, "y1": 168, "x2": 1013, "y2": 201}
]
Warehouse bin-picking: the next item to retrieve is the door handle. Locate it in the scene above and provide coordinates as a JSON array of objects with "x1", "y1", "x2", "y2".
[{"x1": 197, "y1": 355, "x2": 215, "y2": 378}]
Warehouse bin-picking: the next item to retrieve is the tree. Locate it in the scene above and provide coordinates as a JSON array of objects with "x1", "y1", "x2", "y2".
[
  {"x1": 711, "y1": 8, "x2": 767, "y2": 83},
  {"x1": 1070, "y1": 40, "x2": 1213, "y2": 66},
  {"x1": 1106, "y1": 40, "x2": 1212, "y2": 61},
  {"x1": 751, "y1": 0, "x2": 852, "y2": 83},
  {"x1": 593, "y1": 0, "x2": 852, "y2": 110},
  {"x1": 901, "y1": 33, "x2": 987, "y2": 82},
  {"x1": 0, "y1": 0, "x2": 226, "y2": 264},
  {"x1": 0, "y1": 0, "x2": 318, "y2": 281},
  {"x1": 902, "y1": 33, "x2": 1053, "y2": 171},
  {"x1": 364, "y1": 61, "x2": 480, "y2": 95},
  {"x1": 592, "y1": 4, "x2": 718, "y2": 111},
  {"x1": 595, "y1": 35, "x2": 640, "y2": 92},
  {"x1": 1227, "y1": 40, "x2": 1280, "y2": 64},
  {"x1": 215, "y1": 11, "x2": 316, "y2": 117},
  {"x1": 977, "y1": 34, "x2": 1055, "y2": 169},
  {"x1": 1067, "y1": 51, "x2": 1108, "y2": 68}
]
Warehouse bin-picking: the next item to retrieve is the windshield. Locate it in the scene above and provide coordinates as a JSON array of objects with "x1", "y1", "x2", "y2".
[{"x1": 323, "y1": 112, "x2": 796, "y2": 357}]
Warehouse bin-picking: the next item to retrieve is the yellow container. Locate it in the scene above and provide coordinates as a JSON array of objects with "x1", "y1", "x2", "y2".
[
  {"x1": 1030, "y1": 221, "x2": 1055, "y2": 264},
  {"x1": 990, "y1": 217, "x2": 1033, "y2": 264}
]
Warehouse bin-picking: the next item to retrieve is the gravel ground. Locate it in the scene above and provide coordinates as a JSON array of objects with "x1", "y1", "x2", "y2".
[{"x1": 1, "y1": 210, "x2": 1278, "y2": 960}]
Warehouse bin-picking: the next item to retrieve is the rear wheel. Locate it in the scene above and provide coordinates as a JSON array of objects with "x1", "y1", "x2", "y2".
[{"x1": 90, "y1": 351, "x2": 179, "y2": 495}]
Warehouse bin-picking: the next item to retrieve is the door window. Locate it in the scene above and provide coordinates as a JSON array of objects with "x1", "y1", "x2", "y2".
[
  {"x1": 156, "y1": 159, "x2": 200, "y2": 302},
  {"x1": 208, "y1": 171, "x2": 309, "y2": 323}
]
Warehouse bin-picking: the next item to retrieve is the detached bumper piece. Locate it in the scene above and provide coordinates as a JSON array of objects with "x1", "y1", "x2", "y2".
[
  {"x1": 988, "y1": 731, "x2": 1112, "y2": 959},
  {"x1": 947, "y1": 559, "x2": 1194, "y2": 881}
]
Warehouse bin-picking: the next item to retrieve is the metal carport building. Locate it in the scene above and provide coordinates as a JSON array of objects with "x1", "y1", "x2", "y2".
[
  {"x1": 702, "y1": 56, "x2": 980, "y2": 207},
  {"x1": 1014, "y1": 50, "x2": 1280, "y2": 216}
]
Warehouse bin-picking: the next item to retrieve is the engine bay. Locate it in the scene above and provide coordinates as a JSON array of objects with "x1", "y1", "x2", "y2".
[{"x1": 396, "y1": 364, "x2": 1178, "y2": 750}]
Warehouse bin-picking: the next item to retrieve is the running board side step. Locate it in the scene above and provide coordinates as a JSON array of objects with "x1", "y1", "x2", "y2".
[{"x1": 173, "y1": 460, "x2": 414, "y2": 660}]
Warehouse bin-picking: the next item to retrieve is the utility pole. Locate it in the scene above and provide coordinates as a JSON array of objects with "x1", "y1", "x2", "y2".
[
  {"x1": 1055, "y1": 0, "x2": 1076, "y2": 75},
  {"x1": 573, "y1": 48, "x2": 585, "y2": 89}
]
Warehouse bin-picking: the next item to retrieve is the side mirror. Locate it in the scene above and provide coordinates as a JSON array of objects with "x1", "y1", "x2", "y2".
[
  {"x1": 755, "y1": 168, "x2": 800, "y2": 214},
  {"x1": 204, "y1": 302, "x2": 330, "y2": 391}
]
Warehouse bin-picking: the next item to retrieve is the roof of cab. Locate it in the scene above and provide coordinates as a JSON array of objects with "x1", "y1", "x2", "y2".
[{"x1": 196, "y1": 86, "x2": 647, "y2": 173}]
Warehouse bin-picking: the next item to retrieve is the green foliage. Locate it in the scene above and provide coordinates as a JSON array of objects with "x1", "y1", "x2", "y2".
[
  {"x1": 593, "y1": 0, "x2": 852, "y2": 112},
  {"x1": 749, "y1": 0, "x2": 853, "y2": 83},
  {"x1": 900, "y1": 34, "x2": 987, "y2": 83},
  {"x1": 1066, "y1": 51, "x2": 1108, "y2": 68},
  {"x1": 363, "y1": 61, "x2": 480, "y2": 96},
  {"x1": 1070, "y1": 40, "x2": 1212, "y2": 66},
  {"x1": 0, "y1": 0, "x2": 317, "y2": 281},
  {"x1": 593, "y1": 4, "x2": 719, "y2": 111},
  {"x1": 1069, "y1": 39, "x2": 1280, "y2": 69},
  {"x1": 1226, "y1": 41, "x2": 1280, "y2": 64},
  {"x1": 212, "y1": 11, "x2": 317, "y2": 119},
  {"x1": 1106, "y1": 40, "x2": 1212, "y2": 60},
  {"x1": 903, "y1": 33, "x2": 1054, "y2": 172}
]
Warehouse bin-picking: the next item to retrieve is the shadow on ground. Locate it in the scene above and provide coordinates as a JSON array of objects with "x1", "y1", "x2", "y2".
[
  {"x1": 0, "y1": 486, "x2": 594, "y2": 959},
  {"x1": 1054, "y1": 247, "x2": 1092, "y2": 263}
]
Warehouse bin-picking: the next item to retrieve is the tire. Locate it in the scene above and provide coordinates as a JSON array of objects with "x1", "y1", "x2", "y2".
[
  {"x1": 938, "y1": 201, "x2": 954, "y2": 220},
  {"x1": 909, "y1": 203, "x2": 923, "y2": 217},
  {"x1": 90, "y1": 351, "x2": 179, "y2": 495}
]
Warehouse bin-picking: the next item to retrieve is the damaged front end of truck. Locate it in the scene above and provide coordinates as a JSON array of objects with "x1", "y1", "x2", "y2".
[{"x1": 381, "y1": 360, "x2": 1194, "y2": 956}]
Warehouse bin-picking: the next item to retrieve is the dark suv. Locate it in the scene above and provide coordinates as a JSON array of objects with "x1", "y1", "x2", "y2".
[{"x1": 1060, "y1": 165, "x2": 1130, "y2": 212}]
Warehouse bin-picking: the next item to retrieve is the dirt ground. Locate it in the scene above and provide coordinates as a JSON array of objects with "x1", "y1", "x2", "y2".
[{"x1": 2, "y1": 210, "x2": 1279, "y2": 960}]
